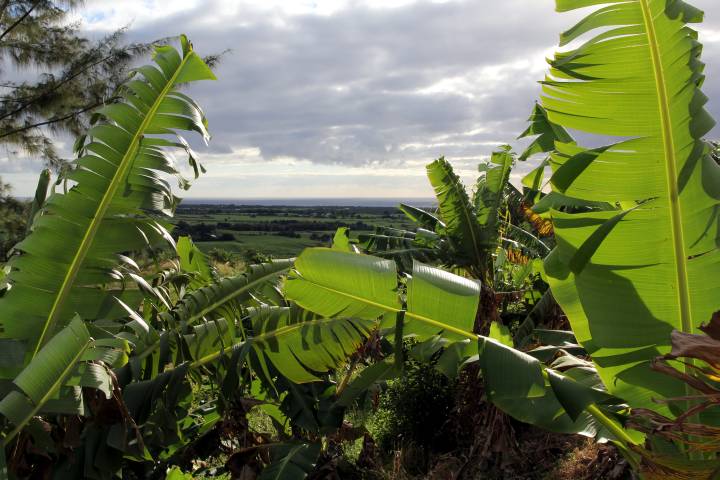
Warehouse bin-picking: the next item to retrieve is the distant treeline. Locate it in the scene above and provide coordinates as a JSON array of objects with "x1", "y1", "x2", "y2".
[
  {"x1": 216, "y1": 220, "x2": 374, "y2": 232},
  {"x1": 176, "y1": 204, "x2": 399, "y2": 218},
  {"x1": 173, "y1": 219, "x2": 374, "y2": 241},
  {"x1": 174, "y1": 222, "x2": 233, "y2": 241}
]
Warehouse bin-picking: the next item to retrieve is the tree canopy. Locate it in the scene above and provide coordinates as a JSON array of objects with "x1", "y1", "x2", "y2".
[{"x1": 0, "y1": 0, "x2": 156, "y2": 167}]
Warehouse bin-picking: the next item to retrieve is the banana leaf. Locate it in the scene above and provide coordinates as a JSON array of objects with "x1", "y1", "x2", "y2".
[
  {"x1": 0, "y1": 36, "x2": 215, "y2": 375},
  {"x1": 542, "y1": 0, "x2": 720, "y2": 419}
]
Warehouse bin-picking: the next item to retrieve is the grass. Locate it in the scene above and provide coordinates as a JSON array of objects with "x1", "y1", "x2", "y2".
[{"x1": 197, "y1": 235, "x2": 319, "y2": 258}]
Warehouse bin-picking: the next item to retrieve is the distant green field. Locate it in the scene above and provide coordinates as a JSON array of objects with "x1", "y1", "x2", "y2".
[
  {"x1": 173, "y1": 204, "x2": 417, "y2": 258},
  {"x1": 195, "y1": 234, "x2": 322, "y2": 258}
]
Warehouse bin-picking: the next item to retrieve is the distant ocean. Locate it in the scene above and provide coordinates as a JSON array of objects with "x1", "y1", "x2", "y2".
[{"x1": 181, "y1": 198, "x2": 436, "y2": 207}]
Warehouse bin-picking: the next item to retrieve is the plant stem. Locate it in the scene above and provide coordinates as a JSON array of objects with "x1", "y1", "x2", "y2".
[
  {"x1": 585, "y1": 404, "x2": 636, "y2": 447},
  {"x1": 336, "y1": 358, "x2": 359, "y2": 396}
]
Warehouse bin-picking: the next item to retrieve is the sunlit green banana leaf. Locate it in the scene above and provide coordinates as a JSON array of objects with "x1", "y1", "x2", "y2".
[
  {"x1": 0, "y1": 36, "x2": 215, "y2": 375},
  {"x1": 176, "y1": 236, "x2": 216, "y2": 288},
  {"x1": 542, "y1": 0, "x2": 720, "y2": 418},
  {"x1": 284, "y1": 248, "x2": 479, "y2": 341},
  {"x1": 331, "y1": 227, "x2": 355, "y2": 252}
]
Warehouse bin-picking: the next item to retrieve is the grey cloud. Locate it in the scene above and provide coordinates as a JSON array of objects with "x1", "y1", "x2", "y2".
[
  {"x1": 6, "y1": 0, "x2": 720, "y2": 185},
  {"x1": 121, "y1": 0, "x2": 580, "y2": 167}
]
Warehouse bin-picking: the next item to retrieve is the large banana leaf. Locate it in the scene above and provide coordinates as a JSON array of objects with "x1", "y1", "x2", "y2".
[
  {"x1": 110, "y1": 298, "x2": 368, "y2": 464},
  {"x1": 542, "y1": 0, "x2": 720, "y2": 417},
  {"x1": 478, "y1": 336, "x2": 615, "y2": 437},
  {"x1": 284, "y1": 248, "x2": 634, "y2": 440},
  {"x1": 0, "y1": 36, "x2": 215, "y2": 372},
  {"x1": 284, "y1": 248, "x2": 479, "y2": 341},
  {"x1": 118, "y1": 258, "x2": 361, "y2": 387},
  {"x1": 121, "y1": 260, "x2": 293, "y2": 381},
  {"x1": 285, "y1": 248, "x2": 400, "y2": 320},
  {"x1": 406, "y1": 260, "x2": 480, "y2": 341},
  {"x1": 111, "y1": 302, "x2": 371, "y2": 462},
  {"x1": 170, "y1": 259, "x2": 293, "y2": 326}
]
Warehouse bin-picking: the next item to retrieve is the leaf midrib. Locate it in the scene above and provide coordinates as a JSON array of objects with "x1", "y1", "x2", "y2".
[
  {"x1": 638, "y1": 0, "x2": 692, "y2": 336},
  {"x1": 4, "y1": 337, "x2": 91, "y2": 445},
  {"x1": 35, "y1": 52, "x2": 193, "y2": 356},
  {"x1": 186, "y1": 265, "x2": 291, "y2": 325},
  {"x1": 448, "y1": 171, "x2": 484, "y2": 270},
  {"x1": 266, "y1": 443, "x2": 306, "y2": 480},
  {"x1": 189, "y1": 316, "x2": 362, "y2": 368},
  {"x1": 290, "y1": 275, "x2": 477, "y2": 340}
]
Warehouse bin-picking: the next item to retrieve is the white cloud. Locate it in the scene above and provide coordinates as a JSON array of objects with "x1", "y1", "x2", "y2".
[{"x1": 77, "y1": 0, "x2": 202, "y2": 31}]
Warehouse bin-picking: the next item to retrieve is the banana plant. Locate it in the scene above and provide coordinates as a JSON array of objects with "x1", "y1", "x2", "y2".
[
  {"x1": 363, "y1": 148, "x2": 543, "y2": 276},
  {"x1": 0, "y1": 316, "x2": 128, "y2": 446},
  {"x1": 541, "y1": 0, "x2": 720, "y2": 433},
  {"x1": 361, "y1": 149, "x2": 553, "y2": 335},
  {"x1": 0, "y1": 36, "x2": 215, "y2": 449},
  {"x1": 0, "y1": 36, "x2": 214, "y2": 363},
  {"x1": 26, "y1": 247, "x2": 372, "y2": 477},
  {"x1": 283, "y1": 248, "x2": 636, "y2": 446}
]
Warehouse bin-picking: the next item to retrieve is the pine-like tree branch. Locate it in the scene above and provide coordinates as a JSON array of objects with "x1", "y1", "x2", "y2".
[
  {"x1": 0, "y1": 0, "x2": 43, "y2": 43},
  {"x1": 0, "y1": 50, "x2": 120, "y2": 117},
  {"x1": 0, "y1": 100, "x2": 104, "y2": 139},
  {"x1": 0, "y1": 0, "x2": 12, "y2": 24}
]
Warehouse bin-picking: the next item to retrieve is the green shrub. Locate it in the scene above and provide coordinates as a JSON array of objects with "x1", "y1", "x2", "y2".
[
  {"x1": 208, "y1": 247, "x2": 236, "y2": 264},
  {"x1": 367, "y1": 360, "x2": 455, "y2": 455}
]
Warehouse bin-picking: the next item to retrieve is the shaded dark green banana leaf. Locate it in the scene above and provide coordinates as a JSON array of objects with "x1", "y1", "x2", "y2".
[
  {"x1": 398, "y1": 203, "x2": 444, "y2": 232},
  {"x1": 0, "y1": 316, "x2": 128, "y2": 445},
  {"x1": 259, "y1": 442, "x2": 321, "y2": 480},
  {"x1": 247, "y1": 304, "x2": 374, "y2": 384},
  {"x1": 426, "y1": 157, "x2": 487, "y2": 274}
]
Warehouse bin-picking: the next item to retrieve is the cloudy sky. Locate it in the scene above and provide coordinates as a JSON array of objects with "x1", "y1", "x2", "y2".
[{"x1": 3, "y1": 0, "x2": 720, "y2": 198}]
